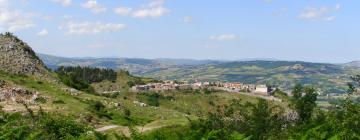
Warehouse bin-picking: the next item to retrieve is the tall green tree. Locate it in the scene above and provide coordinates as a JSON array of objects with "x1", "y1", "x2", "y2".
[
  {"x1": 292, "y1": 84, "x2": 303, "y2": 100},
  {"x1": 291, "y1": 85, "x2": 318, "y2": 124}
]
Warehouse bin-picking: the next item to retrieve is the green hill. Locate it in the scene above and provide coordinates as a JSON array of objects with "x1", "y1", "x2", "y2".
[
  {"x1": 1, "y1": 34, "x2": 360, "y2": 139},
  {"x1": 38, "y1": 53, "x2": 358, "y2": 94},
  {"x1": 1, "y1": 34, "x2": 271, "y2": 138},
  {"x1": 1, "y1": 68, "x2": 269, "y2": 138},
  {"x1": 142, "y1": 61, "x2": 356, "y2": 94}
]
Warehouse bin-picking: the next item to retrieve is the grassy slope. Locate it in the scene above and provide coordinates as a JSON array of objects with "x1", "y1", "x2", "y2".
[
  {"x1": 91, "y1": 70, "x2": 156, "y2": 93},
  {"x1": 1, "y1": 70, "x2": 281, "y2": 136}
]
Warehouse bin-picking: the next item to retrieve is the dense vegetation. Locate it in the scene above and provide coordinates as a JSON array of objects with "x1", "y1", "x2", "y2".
[
  {"x1": 130, "y1": 76, "x2": 360, "y2": 140},
  {"x1": 0, "y1": 104, "x2": 103, "y2": 140},
  {"x1": 56, "y1": 66, "x2": 117, "y2": 84},
  {"x1": 56, "y1": 66, "x2": 117, "y2": 93},
  {"x1": 135, "y1": 92, "x2": 359, "y2": 140}
]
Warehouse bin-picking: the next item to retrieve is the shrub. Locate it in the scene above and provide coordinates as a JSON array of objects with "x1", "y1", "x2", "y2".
[
  {"x1": 52, "y1": 99, "x2": 65, "y2": 104},
  {"x1": 0, "y1": 105, "x2": 91, "y2": 140},
  {"x1": 39, "y1": 113, "x2": 90, "y2": 139},
  {"x1": 88, "y1": 101, "x2": 113, "y2": 119},
  {"x1": 35, "y1": 97, "x2": 47, "y2": 103}
]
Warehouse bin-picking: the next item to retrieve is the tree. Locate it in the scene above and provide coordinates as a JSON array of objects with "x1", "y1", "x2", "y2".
[
  {"x1": 292, "y1": 84, "x2": 303, "y2": 100},
  {"x1": 245, "y1": 99, "x2": 286, "y2": 139},
  {"x1": 293, "y1": 86, "x2": 318, "y2": 124}
]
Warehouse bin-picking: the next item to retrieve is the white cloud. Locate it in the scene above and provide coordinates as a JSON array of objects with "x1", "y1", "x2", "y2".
[
  {"x1": 113, "y1": 7, "x2": 132, "y2": 16},
  {"x1": 299, "y1": 4, "x2": 341, "y2": 21},
  {"x1": 52, "y1": 0, "x2": 71, "y2": 7},
  {"x1": 61, "y1": 21, "x2": 126, "y2": 35},
  {"x1": 148, "y1": 0, "x2": 165, "y2": 7},
  {"x1": 0, "y1": 0, "x2": 9, "y2": 7},
  {"x1": 37, "y1": 29, "x2": 48, "y2": 36},
  {"x1": 82, "y1": 0, "x2": 106, "y2": 14},
  {"x1": 131, "y1": 0, "x2": 169, "y2": 18},
  {"x1": 335, "y1": 3, "x2": 341, "y2": 11},
  {"x1": 0, "y1": 9, "x2": 34, "y2": 32},
  {"x1": 132, "y1": 7, "x2": 169, "y2": 18},
  {"x1": 209, "y1": 34, "x2": 237, "y2": 41},
  {"x1": 0, "y1": 0, "x2": 36, "y2": 32},
  {"x1": 183, "y1": 16, "x2": 193, "y2": 23}
]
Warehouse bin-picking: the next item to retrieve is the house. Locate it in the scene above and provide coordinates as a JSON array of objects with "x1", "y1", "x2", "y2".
[
  {"x1": 254, "y1": 85, "x2": 268, "y2": 93},
  {"x1": 192, "y1": 82, "x2": 203, "y2": 89},
  {"x1": 131, "y1": 85, "x2": 150, "y2": 92},
  {"x1": 178, "y1": 84, "x2": 192, "y2": 90}
]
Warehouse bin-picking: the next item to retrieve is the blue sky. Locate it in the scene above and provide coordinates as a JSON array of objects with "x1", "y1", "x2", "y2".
[{"x1": 0, "y1": 0, "x2": 358, "y2": 63}]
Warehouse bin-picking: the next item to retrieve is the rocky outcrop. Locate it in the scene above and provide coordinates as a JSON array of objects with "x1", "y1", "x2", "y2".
[
  {"x1": 0, "y1": 80, "x2": 5, "y2": 88},
  {"x1": 0, "y1": 80, "x2": 39, "y2": 104},
  {"x1": 0, "y1": 33, "x2": 48, "y2": 75},
  {"x1": 291, "y1": 64, "x2": 305, "y2": 70}
]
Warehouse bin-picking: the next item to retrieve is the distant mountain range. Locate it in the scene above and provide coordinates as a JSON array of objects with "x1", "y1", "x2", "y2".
[
  {"x1": 343, "y1": 61, "x2": 360, "y2": 68},
  {"x1": 38, "y1": 54, "x2": 223, "y2": 74},
  {"x1": 38, "y1": 53, "x2": 360, "y2": 94}
]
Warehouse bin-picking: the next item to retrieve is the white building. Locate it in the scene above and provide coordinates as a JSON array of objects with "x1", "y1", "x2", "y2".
[{"x1": 254, "y1": 85, "x2": 268, "y2": 93}]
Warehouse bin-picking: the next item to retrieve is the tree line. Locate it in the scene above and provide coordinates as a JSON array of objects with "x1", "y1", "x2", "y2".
[
  {"x1": 56, "y1": 66, "x2": 117, "y2": 93},
  {"x1": 56, "y1": 66, "x2": 117, "y2": 84}
]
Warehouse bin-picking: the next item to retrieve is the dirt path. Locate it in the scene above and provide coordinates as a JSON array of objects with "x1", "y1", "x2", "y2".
[
  {"x1": 95, "y1": 125, "x2": 120, "y2": 132},
  {"x1": 95, "y1": 123, "x2": 167, "y2": 137},
  {"x1": 136, "y1": 125, "x2": 166, "y2": 133}
]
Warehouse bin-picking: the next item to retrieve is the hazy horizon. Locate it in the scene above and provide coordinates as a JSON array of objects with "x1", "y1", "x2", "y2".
[
  {"x1": 1, "y1": 0, "x2": 359, "y2": 63},
  {"x1": 38, "y1": 52, "x2": 354, "y2": 64}
]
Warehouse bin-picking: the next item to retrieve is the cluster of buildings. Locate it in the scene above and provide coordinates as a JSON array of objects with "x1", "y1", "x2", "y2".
[
  {"x1": 130, "y1": 80, "x2": 272, "y2": 95},
  {"x1": 131, "y1": 80, "x2": 201, "y2": 92},
  {"x1": 220, "y1": 82, "x2": 256, "y2": 92},
  {"x1": 214, "y1": 82, "x2": 271, "y2": 94}
]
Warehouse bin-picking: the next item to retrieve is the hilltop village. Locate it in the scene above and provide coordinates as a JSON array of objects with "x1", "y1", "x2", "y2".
[{"x1": 131, "y1": 80, "x2": 274, "y2": 95}]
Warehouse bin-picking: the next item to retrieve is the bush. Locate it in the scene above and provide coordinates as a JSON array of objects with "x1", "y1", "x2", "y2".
[
  {"x1": 52, "y1": 99, "x2": 65, "y2": 104},
  {"x1": 39, "y1": 113, "x2": 90, "y2": 139},
  {"x1": 0, "y1": 105, "x2": 91, "y2": 140},
  {"x1": 124, "y1": 108, "x2": 131, "y2": 119},
  {"x1": 137, "y1": 92, "x2": 163, "y2": 107},
  {"x1": 88, "y1": 101, "x2": 113, "y2": 119},
  {"x1": 35, "y1": 97, "x2": 47, "y2": 103},
  {"x1": 103, "y1": 92, "x2": 120, "y2": 98}
]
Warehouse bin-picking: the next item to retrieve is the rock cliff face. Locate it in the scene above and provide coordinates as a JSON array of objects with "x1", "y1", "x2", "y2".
[{"x1": 0, "y1": 33, "x2": 48, "y2": 75}]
